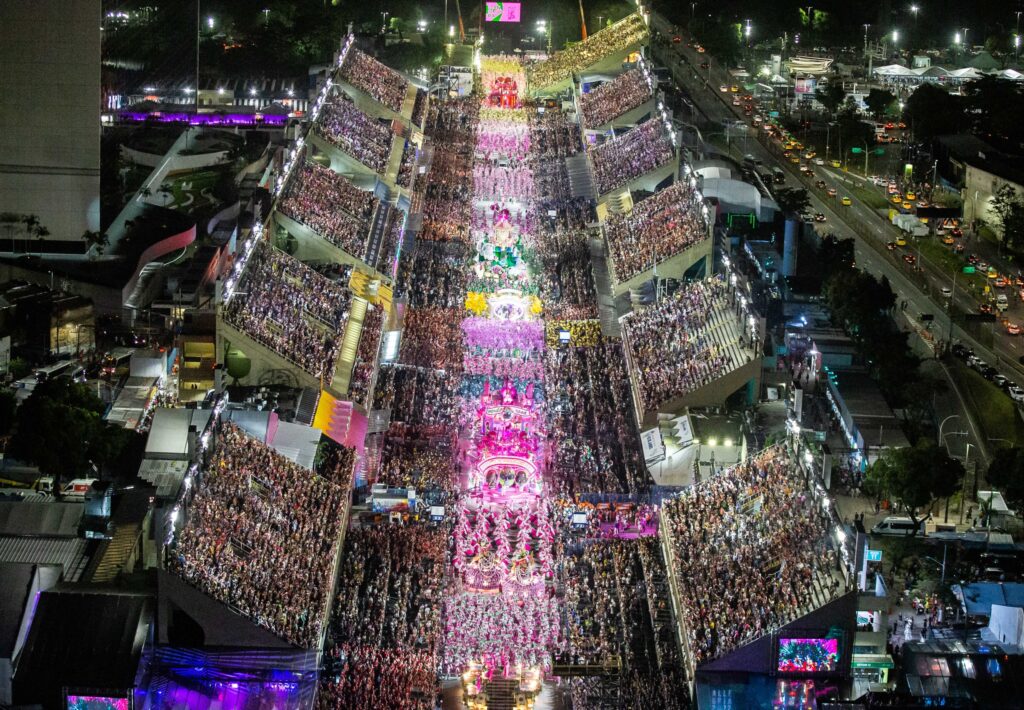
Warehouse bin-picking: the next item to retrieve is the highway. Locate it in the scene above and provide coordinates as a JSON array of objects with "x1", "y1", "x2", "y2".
[
  {"x1": 648, "y1": 14, "x2": 1024, "y2": 396},
  {"x1": 647, "y1": 14, "x2": 999, "y2": 469}
]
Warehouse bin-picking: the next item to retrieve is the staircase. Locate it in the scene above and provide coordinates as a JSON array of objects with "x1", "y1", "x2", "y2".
[
  {"x1": 484, "y1": 677, "x2": 520, "y2": 710},
  {"x1": 363, "y1": 203, "x2": 394, "y2": 271},
  {"x1": 589, "y1": 237, "x2": 621, "y2": 338},
  {"x1": 295, "y1": 387, "x2": 320, "y2": 425},
  {"x1": 566, "y1": 154, "x2": 597, "y2": 199},
  {"x1": 86, "y1": 524, "x2": 141, "y2": 583}
]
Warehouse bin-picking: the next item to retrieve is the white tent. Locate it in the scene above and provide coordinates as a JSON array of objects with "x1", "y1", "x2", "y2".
[{"x1": 988, "y1": 604, "x2": 1024, "y2": 646}]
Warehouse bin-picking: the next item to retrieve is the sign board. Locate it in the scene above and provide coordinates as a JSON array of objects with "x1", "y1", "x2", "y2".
[
  {"x1": 640, "y1": 427, "x2": 666, "y2": 464},
  {"x1": 485, "y1": 2, "x2": 521, "y2": 22},
  {"x1": 865, "y1": 549, "x2": 883, "y2": 562},
  {"x1": 963, "y1": 266, "x2": 976, "y2": 274},
  {"x1": 429, "y1": 505, "x2": 445, "y2": 521},
  {"x1": 673, "y1": 415, "x2": 695, "y2": 448},
  {"x1": 769, "y1": 111, "x2": 780, "y2": 118}
]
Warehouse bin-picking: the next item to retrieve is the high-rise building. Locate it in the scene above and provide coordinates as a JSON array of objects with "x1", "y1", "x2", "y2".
[{"x1": 0, "y1": 1, "x2": 101, "y2": 250}]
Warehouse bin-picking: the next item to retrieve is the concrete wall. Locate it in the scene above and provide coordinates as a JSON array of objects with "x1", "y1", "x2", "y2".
[
  {"x1": 0, "y1": 1, "x2": 101, "y2": 242},
  {"x1": 964, "y1": 163, "x2": 1021, "y2": 237}
]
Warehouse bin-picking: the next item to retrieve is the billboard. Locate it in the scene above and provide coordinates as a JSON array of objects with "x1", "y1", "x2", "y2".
[
  {"x1": 777, "y1": 637, "x2": 840, "y2": 673},
  {"x1": 485, "y1": 2, "x2": 521, "y2": 22}
]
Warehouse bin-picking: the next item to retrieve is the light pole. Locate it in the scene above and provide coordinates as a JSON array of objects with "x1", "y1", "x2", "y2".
[
  {"x1": 892, "y1": 29, "x2": 900, "y2": 54},
  {"x1": 909, "y1": 4, "x2": 919, "y2": 32},
  {"x1": 536, "y1": 19, "x2": 551, "y2": 53}
]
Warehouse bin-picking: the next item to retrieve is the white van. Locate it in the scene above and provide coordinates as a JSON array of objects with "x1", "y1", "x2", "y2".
[
  {"x1": 870, "y1": 516, "x2": 925, "y2": 537},
  {"x1": 996, "y1": 294, "x2": 1009, "y2": 312}
]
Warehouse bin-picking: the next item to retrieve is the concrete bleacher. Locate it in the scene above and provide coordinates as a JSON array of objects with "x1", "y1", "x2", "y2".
[{"x1": 620, "y1": 283, "x2": 761, "y2": 428}]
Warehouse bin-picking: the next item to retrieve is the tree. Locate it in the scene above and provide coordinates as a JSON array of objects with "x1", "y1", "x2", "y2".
[
  {"x1": 817, "y1": 235, "x2": 855, "y2": 280},
  {"x1": 815, "y1": 82, "x2": 846, "y2": 117},
  {"x1": 774, "y1": 187, "x2": 811, "y2": 217},
  {"x1": 903, "y1": 84, "x2": 965, "y2": 140},
  {"x1": 989, "y1": 184, "x2": 1024, "y2": 251},
  {"x1": 864, "y1": 441, "x2": 965, "y2": 534},
  {"x1": 864, "y1": 88, "x2": 896, "y2": 121},
  {"x1": 9, "y1": 378, "x2": 109, "y2": 481},
  {"x1": 7, "y1": 357, "x2": 31, "y2": 381},
  {"x1": 986, "y1": 447, "x2": 1024, "y2": 518},
  {"x1": 82, "y1": 230, "x2": 109, "y2": 256}
]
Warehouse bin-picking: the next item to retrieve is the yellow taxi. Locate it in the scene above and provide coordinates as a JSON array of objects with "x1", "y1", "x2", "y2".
[
  {"x1": 804, "y1": 151, "x2": 816, "y2": 159},
  {"x1": 902, "y1": 201, "x2": 913, "y2": 210},
  {"x1": 730, "y1": 85, "x2": 739, "y2": 92},
  {"x1": 890, "y1": 194, "x2": 903, "y2": 204},
  {"x1": 841, "y1": 196, "x2": 852, "y2": 206},
  {"x1": 905, "y1": 191, "x2": 916, "y2": 200},
  {"x1": 988, "y1": 267, "x2": 999, "y2": 279},
  {"x1": 829, "y1": 159, "x2": 841, "y2": 168},
  {"x1": 941, "y1": 235, "x2": 955, "y2": 245},
  {"x1": 895, "y1": 237, "x2": 907, "y2": 247},
  {"x1": 790, "y1": 155, "x2": 800, "y2": 164}
]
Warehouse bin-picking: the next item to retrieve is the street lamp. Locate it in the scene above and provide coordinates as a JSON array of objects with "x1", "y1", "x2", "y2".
[
  {"x1": 536, "y1": 19, "x2": 551, "y2": 53},
  {"x1": 206, "y1": 15, "x2": 215, "y2": 29},
  {"x1": 745, "y1": 19, "x2": 752, "y2": 40},
  {"x1": 909, "y1": 4, "x2": 919, "y2": 30}
]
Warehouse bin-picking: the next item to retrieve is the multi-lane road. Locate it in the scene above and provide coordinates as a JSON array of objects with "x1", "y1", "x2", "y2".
[
  {"x1": 649, "y1": 14, "x2": 1024, "y2": 393},
  {"x1": 647, "y1": 14, "x2": 1005, "y2": 468}
]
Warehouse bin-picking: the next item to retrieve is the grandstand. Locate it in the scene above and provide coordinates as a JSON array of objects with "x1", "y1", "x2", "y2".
[
  {"x1": 589, "y1": 118, "x2": 678, "y2": 200},
  {"x1": 273, "y1": 162, "x2": 399, "y2": 279},
  {"x1": 658, "y1": 447, "x2": 854, "y2": 695},
  {"x1": 309, "y1": 89, "x2": 402, "y2": 180},
  {"x1": 527, "y1": 13, "x2": 650, "y2": 95},
  {"x1": 162, "y1": 421, "x2": 355, "y2": 650},
  {"x1": 338, "y1": 48, "x2": 420, "y2": 122},
  {"x1": 578, "y1": 66, "x2": 656, "y2": 131},
  {"x1": 603, "y1": 181, "x2": 713, "y2": 296},
  {"x1": 619, "y1": 277, "x2": 761, "y2": 427},
  {"x1": 217, "y1": 241, "x2": 372, "y2": 395}
]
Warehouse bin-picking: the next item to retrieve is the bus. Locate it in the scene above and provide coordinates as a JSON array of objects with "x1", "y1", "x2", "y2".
[{"x1": 33, "y1": 361, "x2": 73, "y2": 382}]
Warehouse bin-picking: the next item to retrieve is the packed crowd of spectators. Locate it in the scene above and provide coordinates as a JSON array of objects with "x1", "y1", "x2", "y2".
[
  {"x1": 662, "y1": 447, "x2": 842, "y2": 665},
  {"x1": 348, "y1": 303, "x2": 384, "y2": 408},
  {"x1": 546, "y1": 340, "x2": 647, "y2": 495},
  {"x1": 419, "y1": 146, "x2": 474, "y2": 243},
  {"x1": 319, "y1": 647, "x2": 437, "y2": 710},
  {"x1": 580, "y1": 68, "x2": 654, "y2": 129},
  {"x1": 317, "y1": 91, "x2": 394, "y2": 173},
  {"x1": 590, "y1": 118, "x2": 675, "y2": 195},
  {"x1": 397, "y1": 307, "x2": 465, "y2": 370},
  {"x1": 397, "y1": 141, "x2": 418, "y2": 189},
  {"x1": 411, "y1": 88, "x2": 429, "y2": 128},
  {"x1": 535, "y1": 230, "x2": 599, "y2": 321},
  {"x1": 340, "y1": 48, "x2": 409, "y2": 112},
  {"x1": 621, "y1": 277, "x2": 748, "y2": 410},
  {"x1": 278, "y1": 162, "x2": 378, "y2": 258},
  {"x1": 377, "y1": 438, "x2": 457, "y2": 494},
  {"x1": 396, "y1": 241, "x2": 469, "y2": 309},
  {"x1": 168, "y1": 422, "x2": 353, "y2": 647},
  {"x1": 373, "y1": 364, "x2": 460, "y2": 430},
  {"x1": 605, "y1": 181, "x2": 708, "y2": 282},
  {"x1": 528, "y1": 13, "x2": 648, "y2": 88},
  {"x1": 223, "y1": 242, "x2": 352, "y2": 382}
]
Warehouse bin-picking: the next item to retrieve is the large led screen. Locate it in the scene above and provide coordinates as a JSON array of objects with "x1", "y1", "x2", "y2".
[
  {"x1": 485, "y1": 2, "x2": 521, "y2": 22},
  {"x1": 777, "y1": 637, "x2": 839, "y2": 673}
]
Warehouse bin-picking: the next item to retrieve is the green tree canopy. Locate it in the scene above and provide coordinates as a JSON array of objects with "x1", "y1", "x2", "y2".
[
  {"x1": 989, "y1": 184, "x2": 1024, "y2": 251},
  {"x1": 864, "y1": 88, "x2": 896, "y2": 121},
  {"x1": 815, "y1": 82, "x2": 846, "y2": 117},
  {"x1": 903, "y1": 84, "x2": 965, "y2": 140},
  {"x1": 9, "y1": 378, "x2": 108, "y2": 480},
  {"x1": 775, "y1": 187, "x2": 811, "y2": 217},
  {"x1": 865, "y1": 441, "x2": 965, "y2": 534},
  {"x1": 986, "y1": 446, "x2": 1024, "y2": 518}
]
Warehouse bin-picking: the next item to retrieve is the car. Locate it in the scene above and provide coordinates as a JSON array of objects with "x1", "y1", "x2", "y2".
[
  {"x1": 917, "y1": 200, "x2": 929, "y2": 208},
  {"x1": 891, "y1": 195, "x2": 903, "y2": 204},
  {"x1": 790, "y1": 156, "x2": 800, "y2": 164},
  {"x1": 814, "y1": 213, "x2": 826, "y2": 222},
  {"x1": 815, "y1": 179, "x2": 827, "y2": 189},
  {"x1": 799, "y1": 164, "x2": 809, "y2": 172},
  {"x1": 897, "y1": 121, "x2": 907, "y2": 129},
  {"x1": 951, "y1": 342, "x2": 973, "y2": 359},
  {"x1": 827, "y1": 187, "x2": 837, "y2": 197},
  {"x1": 829, "y1": 159, "x2": 840, "y2": 168},
  {"x1": 953, "y1": 243, "x2": 965, "y2": 254},
  {"x1": 673, "y1": 35, "x2": 682, "y2": 43},
  {"x1": 696, "y1": 45, "x2": 706, "y2": 53},
  {"x1": 902, "y1": 201, "x2": 913, "y2": 210},
  {"x1": 730, "y1": 85, "x2": 739, "y2": 92},
  {"x1": 804, "y1": 168, "x2": 815, "y2": 177},
  {"x1": 895, "y1": 237, "x2": 907, "y2": 247},
  {"x1": 903, "y1": 254, "x2": 916, "y2": 265},
  {"x1": 885, "y1": 122, "x2": 895, "y2": 130},
  {"x1": 942, "y1": 235, "x2": 955, "y2": 245},
  {"x1": 967, "y1": 254, "x2": 980, "y2": 265},
  {"x1": 988, "y1": 268, "x2": 999, "y2": 280},
  {"x1": 994, "y1": 374, "x2": 1011, "y2": 388},
  {"x1": 951, "y1": 227, "x2": 964, "y2": 238},
  {"x1": 982, "y1": 366, "x2": 999, "y2": 380},
  {"x1": 814, "y1": 157, "x2": 824, "y2": 165},
  {"x1": 841, "y1": 196, "x2": 852, "y2": 206},
  {"x1": 720, "y1": 85, "x2": 729, "y2": 92},
  {"x1": 905, "y1": 191, "x2": 916, "y2": 200},
  {"x1": 979, "y1": 303, "x2": 995, "y2": 315},
  {"x1": 941, "y1": 286, "x2": 953, "y2": 298},
  {"x1": 1010, "y1": 385, "x2": 1024, "y2": 403},
  {"x1": 733, "y1": 97, "x2": 742, "y2": 106},
  {"x1": 804, "y1": 151, "x2": 816, "y2": 159},
  {"x1": 1007, "y1": 322, "x2": 1022, "y2": 336},
  {"x1": 978, "y1": 260, "x2": 989, "y2": 271},
  {"x1": 888, "y1": 184, "x2": 899, "y2": 194},
  {"x1": 887, "y1": 241, "x2": 897, "y2": 251},
  {"x1": 996, "y1": 277, "x2": 1009, "y2": 288}
]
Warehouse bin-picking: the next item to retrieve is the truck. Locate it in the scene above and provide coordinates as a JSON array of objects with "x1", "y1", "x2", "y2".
[
  {"x1": 891, "y1": 212, "x2": 928, "y2": 237},
  {"x1": 0, "y1": 476, "x2": 97, "y2": 499}
]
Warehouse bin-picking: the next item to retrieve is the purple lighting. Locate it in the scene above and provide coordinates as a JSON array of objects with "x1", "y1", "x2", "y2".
[{"x1": 117, "y1": 112, "x2": 290, "y2": 127}]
